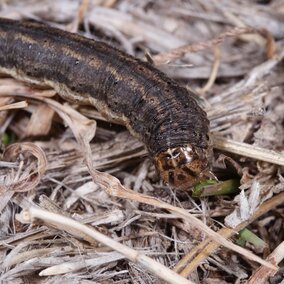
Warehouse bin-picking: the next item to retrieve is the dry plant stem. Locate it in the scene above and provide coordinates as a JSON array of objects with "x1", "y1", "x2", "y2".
[
  {"x1": 153, "y1": 27, "x2": 275, "y2": 65},
  {"x1": 212, "y1": 135, "x2": 284, "y2": 166},
  {"x1": 199, "y1": 47, "x2": 221, "y2": 94},
  {"x1": 247, "y1": 241, "x2": 284, "y2": 284},
  {"x1": 70, "y1": 0, "x2": 90, "y2": 32},
  {"x1": 19, "y1": 206, "x2": 194, "y2": 284},
  {"x1": 0, "y1": 101, "x2": 27, "y2": 111},
  {"x1": 4, "y1": 247, "x2": 64, "y2": 268},
  {"x1": 39, "y1": 252, "x2": 125, "y2": 276},
  {"x1": 174, "y1": 192, "x2": 284, "y2": 277}
]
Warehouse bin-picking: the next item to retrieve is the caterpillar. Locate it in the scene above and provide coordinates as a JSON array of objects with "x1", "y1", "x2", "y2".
[{"x1": 0, "y1": 17, "x2": 212, "y2": 190}]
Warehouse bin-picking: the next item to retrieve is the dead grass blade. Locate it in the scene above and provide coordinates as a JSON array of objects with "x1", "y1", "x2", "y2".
[
  {"x1": 17, "y1": 206, "x2": 194, "y2": 284},
  {"x1": 0, "y1": 142, "x2": 47, "y2": 193},
  {"x1": 247, "y1": 241, "x2": 284, "y2": 284},
  {"x1": 213, "y1": 135, "x2": 284, "y2": 166},
  {"x1": 0, "y1": 101, "x2": 27, "y2": 111},
  {"x1": 153, "y1": 27, "x2": 275, "y2": 65}
]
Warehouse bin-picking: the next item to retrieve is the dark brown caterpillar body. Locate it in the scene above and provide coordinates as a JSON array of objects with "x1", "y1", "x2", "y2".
[{"x1": 0, "y1": 17, "x2": 212, "y2": 190}]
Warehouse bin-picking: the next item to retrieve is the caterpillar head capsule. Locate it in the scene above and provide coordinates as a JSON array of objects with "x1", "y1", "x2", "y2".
[{"x1": 154, "y1": 145, "x2": 212, "y2": 190}]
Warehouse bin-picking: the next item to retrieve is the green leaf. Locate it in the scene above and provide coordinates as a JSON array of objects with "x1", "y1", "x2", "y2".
[{"x1": 192, "y1": 179, "x2": 240, "y2": 197}]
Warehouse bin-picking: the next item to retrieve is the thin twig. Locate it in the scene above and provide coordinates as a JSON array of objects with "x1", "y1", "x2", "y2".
[
  {"x1": 199, "y1": 47, "x2": 221, "y2": 94},
  {"x1": 18, "y1": 206, "x2": 194, "y2": 284},
  {"x1": 247, "y1": 241, "x2": 284, "y2": 284},
  {"x1": 0, "y1": 101, "x2": 27, "y2": 111},
  {"x1": 153, "y1": 27, "x2": 275, "y2": 65},
  {"x1": 212, "y1": 135, "x2": 284, "y2": 166}
]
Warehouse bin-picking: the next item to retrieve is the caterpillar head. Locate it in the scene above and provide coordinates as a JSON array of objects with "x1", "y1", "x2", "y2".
[{"x1": 154, "y1": 144, "x2": 212, "y2": 190}]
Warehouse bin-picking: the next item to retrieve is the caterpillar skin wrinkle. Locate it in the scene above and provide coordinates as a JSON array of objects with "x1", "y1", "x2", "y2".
[{"x1": 0, "y1": 17, "x2": 212, "y2": 190}]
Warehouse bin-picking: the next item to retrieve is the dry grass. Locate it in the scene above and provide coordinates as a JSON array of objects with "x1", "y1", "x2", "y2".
[{"x1": 0, "y1": 0, "x2": 284, "y2": 283}]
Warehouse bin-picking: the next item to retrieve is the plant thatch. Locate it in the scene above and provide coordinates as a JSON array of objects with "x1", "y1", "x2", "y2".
[{"x1": 0, "y1": 1, "x2": 284, "y2": 283}]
